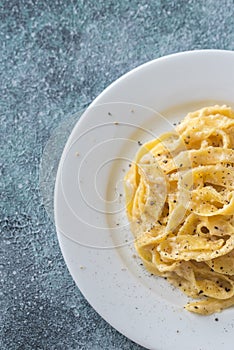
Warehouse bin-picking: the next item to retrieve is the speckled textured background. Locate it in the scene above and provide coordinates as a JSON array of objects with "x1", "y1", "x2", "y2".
[{"x1": 1, "y1": 0, "x2": 234, "y2": 349}]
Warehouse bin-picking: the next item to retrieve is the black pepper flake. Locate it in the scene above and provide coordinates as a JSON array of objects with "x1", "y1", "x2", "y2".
[
  {"x1": 163, "y1": 160, "x2": 168, "y2": 164},
  {"x1": 157, "y1": 220, "x2": 162, "y2": 225},
  {"x1": 214, "y1": 226, "x2": 219, "y2": 230},
  {"x1": 215, "y1": 318, "x2": 219, "y2": 322},
  {"x1": 108, "y1": 112, "x2": 112, "y2": 116},
  {"x1": 138, "y1": 141, "x2": 142, "y2": 146},
  {"x1": 225, "y1": 287, "x2": 230, "y2": 292},
  {"x1": 194, "y1": 306, "x2": 199, "y2": 309},
  {"x1": 198, "y1": 290, "x2": 203, "y2": 295},
  {"x1": 128, "y1": 164, "x2": 132, "y2": 167},
  {"x1": 173, "y1": 200, "x2": 177, "y2": 203}
]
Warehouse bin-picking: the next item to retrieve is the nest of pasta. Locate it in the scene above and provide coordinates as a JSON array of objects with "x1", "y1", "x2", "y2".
[{"x1": 124, "y1": 105, "x2": 234, "y2": 315}]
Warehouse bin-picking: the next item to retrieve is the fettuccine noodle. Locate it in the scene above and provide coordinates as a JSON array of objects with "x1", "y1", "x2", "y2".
[{"x1": 124, "y1": 105, "x2": 234, "y2": 315}]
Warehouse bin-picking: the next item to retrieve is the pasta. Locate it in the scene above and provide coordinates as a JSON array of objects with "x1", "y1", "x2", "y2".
[{"x1": 124, "y1": 105, "x2": 234, "y2": 315}]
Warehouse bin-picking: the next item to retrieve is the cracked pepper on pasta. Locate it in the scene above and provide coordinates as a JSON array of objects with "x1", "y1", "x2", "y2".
[{"x1": 124, "y1": 105, "x2": 234, "y2": 315}]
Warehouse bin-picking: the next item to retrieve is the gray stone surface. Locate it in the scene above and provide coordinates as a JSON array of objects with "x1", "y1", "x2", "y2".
[{"x1": 1, "y1": 0, "x2": 233, "y2": 349}]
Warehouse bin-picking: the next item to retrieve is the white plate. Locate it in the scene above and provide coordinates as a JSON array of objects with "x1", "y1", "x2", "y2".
[{"x1": 55, "y1": 50, "x2": 234, "y2": 350}]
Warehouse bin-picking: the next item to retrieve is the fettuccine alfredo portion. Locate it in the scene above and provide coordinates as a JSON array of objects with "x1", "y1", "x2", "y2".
[{"x1": 124, "y1": 105, "x2": 234, "y2": 315}]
